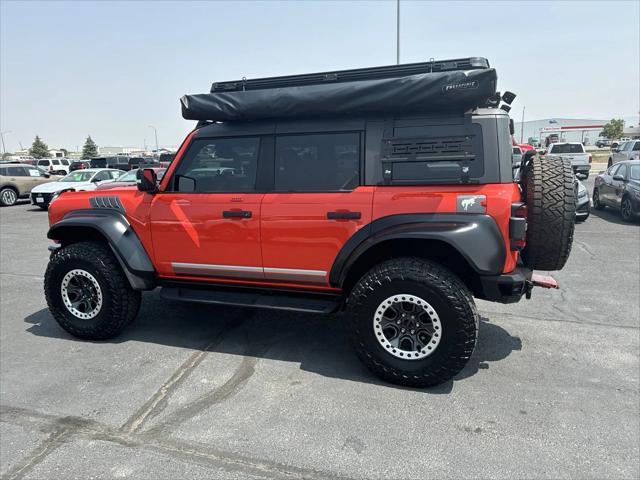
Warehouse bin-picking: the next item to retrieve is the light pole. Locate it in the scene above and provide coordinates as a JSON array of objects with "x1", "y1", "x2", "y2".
[
  {"x1": 396, "y1": 0, "x2": 400, "y2": 65},
  {"x1": 0, "y1": 130, "x2": 11, "y2": 156},
  {"x1": 520, "y1": 106, "x2": 525, "y2": 143},
  {"x1": 148, "y1": 125, "x2": 159, "y2": 158}
]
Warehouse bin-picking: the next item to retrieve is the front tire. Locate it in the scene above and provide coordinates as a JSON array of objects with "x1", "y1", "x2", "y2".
[
  {"x1": 347, "y1": 258, "x2": 478, "y2": 388},
  {"x1": 593, "y1": 188, "x2": 605, "y2": 210},
  {"x1": 44, "y1": 241, "x2": 141, "y2": 340}
]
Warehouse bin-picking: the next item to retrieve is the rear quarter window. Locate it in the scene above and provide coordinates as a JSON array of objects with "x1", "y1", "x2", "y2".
[{"x1": 550, "y1": 144, "x2": 584, "y2": 154}]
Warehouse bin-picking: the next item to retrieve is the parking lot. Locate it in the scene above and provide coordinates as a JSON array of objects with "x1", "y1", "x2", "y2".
[{"x1": 1, "y1": 175, "x2": 638, "y2": 479}]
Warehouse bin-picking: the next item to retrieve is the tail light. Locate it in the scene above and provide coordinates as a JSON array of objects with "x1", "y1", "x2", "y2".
[
  {"x1": 588, "y1": 153, "x2": 593, "y2": 163},
  {"x1": 510, "y1": 202, "x2": 527, "y2": 250}
]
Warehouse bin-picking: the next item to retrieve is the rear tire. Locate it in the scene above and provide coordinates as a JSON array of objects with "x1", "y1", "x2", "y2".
[
  {"x1": 346, "y1": 257, "x2": 478, "y2": 388},
  {"x1": 0, "y1": 187, "x2": 18, "y2": 206},
  {"x1": 621, "y1": 196, "x2": 634, "y2": 222},
  {"x1": 521, "y1": 155, "x2": 575, "y2": 271},
  {"x1": 44, "y1": 241, "x2": 141, "y2": 340}
]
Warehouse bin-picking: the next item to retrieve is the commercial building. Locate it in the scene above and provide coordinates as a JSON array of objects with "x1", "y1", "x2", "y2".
[{"x1": 514, "y1": 118, "x2": 607, "y2": 146}]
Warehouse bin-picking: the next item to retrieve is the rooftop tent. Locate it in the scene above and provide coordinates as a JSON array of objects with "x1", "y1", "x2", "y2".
[{"x1": 180, "y1": 58, "x2": 498, "y2": 122}]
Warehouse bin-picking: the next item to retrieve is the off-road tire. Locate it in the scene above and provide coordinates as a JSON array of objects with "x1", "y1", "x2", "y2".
[
  {"x1": 347, "y1": 257, "x2": 478, "y2": 388},
  {"x1": 521, "y1": 154, "x2": 575, "y2": 271},
  {"x1": 0, "y1": 187, "x2": 18, "y2": 207},
  {"x1": 44, "y1": 241, "x2": 141, "y2": 340},
  {"x1": 592, "y1": 188, "x2": 605, "y2": 210}
]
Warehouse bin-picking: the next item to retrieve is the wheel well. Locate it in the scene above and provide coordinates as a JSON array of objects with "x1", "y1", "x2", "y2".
[
  {"x1": 52, "y1": 226, "x2": 109, "y2": 247},
  {"x1": 341, "y1": 238, "x2": 481, "y2": 296}
]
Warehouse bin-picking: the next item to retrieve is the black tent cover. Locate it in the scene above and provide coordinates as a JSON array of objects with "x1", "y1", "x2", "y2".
[{"x1": 181, "y1": 68, "x2": 497, "y2": 122}]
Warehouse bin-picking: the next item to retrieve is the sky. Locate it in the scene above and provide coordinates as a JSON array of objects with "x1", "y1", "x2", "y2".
[{"x1": 1, "y1": 0, "x2": 638, "y2": 152}]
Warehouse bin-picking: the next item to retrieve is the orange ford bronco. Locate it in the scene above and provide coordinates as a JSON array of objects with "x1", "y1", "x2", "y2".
[{"x1": 44, "y1": 58, "x2": 575, "y2": 387}]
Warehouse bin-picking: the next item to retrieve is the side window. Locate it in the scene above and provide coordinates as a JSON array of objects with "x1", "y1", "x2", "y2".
[
  {"x1": 109, "y1": 170, "x2": 122, "y2": 179},
  {"x1": 52, "y1": 159, "x2": 60, "y2": 165},
  {"x1": 93, "y1": 171, "x2": 111, "y2": 182},
  {"x1": 0, "y1": 167, "x2": 7, "y2": 175},
  {"x1": 38, "y1": 160, "x2": 50, "y2": 167},
  {"x1": 26, "y1": 167, "x2": 42, "y2": 177},
  {"x1": 7, "y1": 166, "x2": 26, "y2": 176},
  {"x1": 61, "y1": 159, "x2": 69, "y2": 165},
  {"x1": 616, "y1": 164, "x2": 627, "y2": 178},
  {"x1": 633, "y1": 142, "x2": 640, "y2": 151},
  {"x1": 173, "y1": 137, "x2": 260, "y2": 193},
  {"x1": 275, "y1": 132, "x2": 360, "y2": 192}
]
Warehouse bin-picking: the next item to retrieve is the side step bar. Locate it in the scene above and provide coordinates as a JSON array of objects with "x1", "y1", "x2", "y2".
[{"x1": 160, "y1": 286, "x2": 341, "y2": 314}]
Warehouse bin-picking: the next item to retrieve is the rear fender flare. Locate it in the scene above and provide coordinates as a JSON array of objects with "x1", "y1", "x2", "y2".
[
  {"x1": 48, "y1": 209, "x2": 155, "y2": 290},
  {"x1": 330, "y1": 214, "x2": 506, "y2": 288}
]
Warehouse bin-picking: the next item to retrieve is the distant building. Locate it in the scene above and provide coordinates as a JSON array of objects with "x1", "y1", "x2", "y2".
[
  {"x1": 514, "y1": 118, "x2": 607, "y2": 146},
  {"x1": 98, "y1": 146, "x2": 139, "y2": 155},
  {"x1": 623, "y1": 126, "x2": 640, "y2": 139},
  {"x1": 48, "y1": 149, "x2": 66, "y2": 158}
]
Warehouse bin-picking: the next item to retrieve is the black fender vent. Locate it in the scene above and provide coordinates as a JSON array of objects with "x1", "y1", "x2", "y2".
[{"x1": 89, "y1": 196, "x2": 124, "y2": 212}]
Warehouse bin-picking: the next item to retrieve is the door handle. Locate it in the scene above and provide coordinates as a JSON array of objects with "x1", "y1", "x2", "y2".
[
  {"x1": 327, "y1": 211, "x2": 361, "y2": 220},
  {"x1": 223, "y1": 210, "x2": 252, "y2": 219}
]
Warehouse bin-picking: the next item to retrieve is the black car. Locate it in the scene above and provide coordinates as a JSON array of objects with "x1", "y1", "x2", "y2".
[
  {"x1": 69, "y1": 160, "x2": 91, "y2": 172},
  {"x1": 593, "y1": 160, "x2": 640, "y2": 222},
  {"x1": 90, "y1": 156, "x2": 131, "y2": 170}
]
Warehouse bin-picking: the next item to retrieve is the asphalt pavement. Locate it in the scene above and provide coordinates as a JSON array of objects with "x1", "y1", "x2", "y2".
[{"x1": 1, "y1": 178, "x2": 638, "y2": 480}]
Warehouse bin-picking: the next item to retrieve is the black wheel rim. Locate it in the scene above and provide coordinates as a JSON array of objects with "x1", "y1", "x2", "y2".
[{"x1": 622, "y1": 199, "x2": 632, "y2": 219}]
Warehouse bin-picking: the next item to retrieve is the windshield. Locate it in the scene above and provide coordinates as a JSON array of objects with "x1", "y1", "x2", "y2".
[
  {"x1": 630, "y1": 164, "x2": 640, "y2": 180},
  {"x1": 550, "y1": 144, "x2": 584, "y2": 154},
  {"x1": 60, "y1": 171, "x2": 95, "y2": 182}
]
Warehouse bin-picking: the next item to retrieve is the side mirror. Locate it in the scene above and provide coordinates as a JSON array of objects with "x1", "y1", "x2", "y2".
[
  {"x1": 612, "y1": 174, "x2": 625, "y2": 182},
  {"x1": 137, "y1": 168, "x2": 158, "y2": 193}
]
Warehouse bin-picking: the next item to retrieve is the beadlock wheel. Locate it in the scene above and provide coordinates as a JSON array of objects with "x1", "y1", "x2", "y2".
[
  {"x1": 373, "y1": 294, "x2": 442, "y2": 360},
  {"x1": 60, "y1": 269, "x2": 103, "y2": 320}
]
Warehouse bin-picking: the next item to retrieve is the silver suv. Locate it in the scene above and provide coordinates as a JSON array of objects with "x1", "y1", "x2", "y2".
[{"x1": 608, "y1": 140, "x2": 640, "y2": 167}]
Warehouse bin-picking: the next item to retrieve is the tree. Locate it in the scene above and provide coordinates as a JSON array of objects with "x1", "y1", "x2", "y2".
[
  {"x1": 600, "y1": 119, "x2": 624, "y2": 140},
  {"x1": 81, "y1": 136, "x2": 98, "y2": 159},
  {"x1": 29, "y1": 136, "x2": 51, "y2": 159},
  {"x1": 59, "y1": 148, "x2": 68, "y2": 156}
]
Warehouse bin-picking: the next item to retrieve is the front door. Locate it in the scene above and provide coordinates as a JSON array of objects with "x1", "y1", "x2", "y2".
[
  {"x1": 260, "y1": 132, "x2": 372, "y2": 286},
  {"x1": 150, "y1": 136, "x2": 265, "y2": 280}
]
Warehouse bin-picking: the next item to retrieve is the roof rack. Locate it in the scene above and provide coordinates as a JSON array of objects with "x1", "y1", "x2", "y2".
[{"x1": 210, "y1": 57, "x2": 490, "y2": 93}]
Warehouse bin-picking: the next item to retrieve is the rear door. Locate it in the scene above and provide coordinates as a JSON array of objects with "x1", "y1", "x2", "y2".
[
  {"x1": 149, "y1": 135, "x2": 266, "y2": 280},
  {"x1": 260, "y1": 130, "x2": 372, "y2": 286},
  {"x1": 601, "y1": 164, "x2": 620, "y2": 205}
]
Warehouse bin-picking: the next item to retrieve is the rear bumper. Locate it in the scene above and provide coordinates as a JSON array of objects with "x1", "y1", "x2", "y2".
[
  {"x1": 477, "y1": 266, "x2": 532, "y2": 304},
  {"x1": 572, "y1": 165, "x2": 591, "y2": 175}
]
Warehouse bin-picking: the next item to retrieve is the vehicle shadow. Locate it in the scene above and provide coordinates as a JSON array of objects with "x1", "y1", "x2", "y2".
[
  {"x1": 24, "y1": 291, "x2": 521, "y2": 393},
  {"x1": 590, "y1": 207, "x2": 640, "y2": 225}
]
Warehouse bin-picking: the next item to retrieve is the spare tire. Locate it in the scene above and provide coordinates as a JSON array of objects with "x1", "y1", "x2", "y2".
[{"x1": 521, "y1": 154, "x2": 575, "y2": 271}]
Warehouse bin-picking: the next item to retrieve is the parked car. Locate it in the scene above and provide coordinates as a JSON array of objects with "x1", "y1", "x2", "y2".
[
  {"x1": 0, "y1": 163, "x2": 60, "y2": 206},
  {"x1": 96, "y1": 167, "x2": 166, "y2": 190},
  {"x1": 596, "y1": 139, "x2": 612, "y2": 148},
  {"x1": 30, "y1": 168, "x2": 125, "y2": 209},
  {"x1": 545, "y1": 142, "x2": 592, "y2": 177},
  {"x1": 36, "y1": 158, "x2": 71, "y2": 175},
  {"x1": 90, "y1": 156, "x2": 131, "y2": 171},
  {"x1": 43, "y1": 58, "x2": 575, "y2": 388},
  {"x1": 593, "y1": 160, "x2": 640, "y2": 222},
  {"x1": 608, "y1": 140, "x2": 640, "y2": 168},
  {"x1": 69, "y1": 160, "x2": 91, "y2": 172},
  {"x1": 575, "y1": 177, "x2": 590, "y2": 222},
  {"x1": 158, "y1": 153, "x2": 175, "y2": 168},
  {"x1": 512, "y1": 145, "x2": 523, "y2": 169}
]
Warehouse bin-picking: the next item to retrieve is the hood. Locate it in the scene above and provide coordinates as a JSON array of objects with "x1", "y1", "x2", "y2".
[
  {"x1": 95, "y1": 181, "x2": 136, "y2": 191},
  {"x1": 31, "y1": 180, "x2": 94, "y2": 193}
]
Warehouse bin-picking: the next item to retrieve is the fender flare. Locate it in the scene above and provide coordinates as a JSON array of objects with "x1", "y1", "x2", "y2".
[
  {"x1": 329, "y1": 213, "x2": 506, "y2": 288},
  {"x1": 48, "y1": 209, "x2": 156, "y2": 290}
]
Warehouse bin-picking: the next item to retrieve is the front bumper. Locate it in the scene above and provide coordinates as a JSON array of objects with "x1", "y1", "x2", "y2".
[
  {"x1": 576, "y1": 195, "x2": 590, "y2": 219},
  {"x1": 30, "y1": 192, "x2": 54, "y2": 207},
  {"x1": 478, "y1": 266, "x2": 532, "y2": 304}
]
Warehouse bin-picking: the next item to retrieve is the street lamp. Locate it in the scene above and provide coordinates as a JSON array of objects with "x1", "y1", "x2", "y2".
[
  {"x1": 148, "y1": 125, "x2": 159, "y2": 158},
  {"x1": 396, "y1": 0, "x2": 400, "y2": 65},
  {"x1": 0, "y1": 130, "x2": 11, "y2": 156}
]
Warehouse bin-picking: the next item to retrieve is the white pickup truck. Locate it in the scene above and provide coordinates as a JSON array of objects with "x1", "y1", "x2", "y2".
[{"x1": 545, "y1": 142, "x2": 592, "y2": 177}]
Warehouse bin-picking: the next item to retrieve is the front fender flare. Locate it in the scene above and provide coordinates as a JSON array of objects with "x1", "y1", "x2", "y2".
[
  {"x1": 330, "y1": 213, "x2": 506, "y2": 288},
  {"x1": 48, "y1": 209, "x2": 156, "y2": 290}
]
